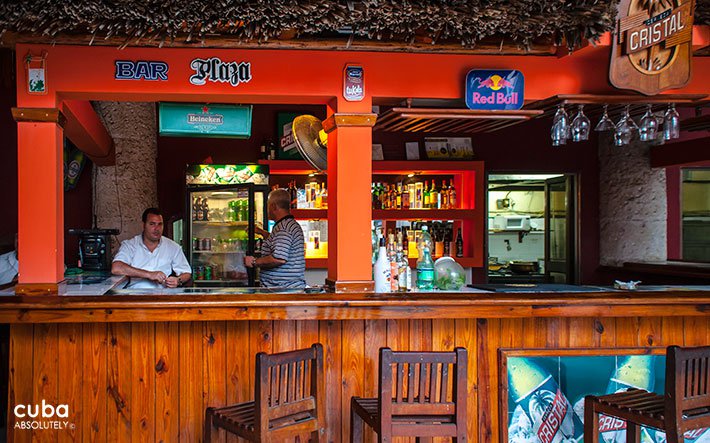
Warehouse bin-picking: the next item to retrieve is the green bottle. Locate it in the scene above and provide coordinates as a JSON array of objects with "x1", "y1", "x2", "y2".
[{"x1": 416, "y1": 246, "x2": 434, "y2": 290}]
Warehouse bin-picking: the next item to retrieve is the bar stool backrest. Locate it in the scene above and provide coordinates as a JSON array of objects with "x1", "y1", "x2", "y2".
[
  {"x1": 255, "y1": 343, "x2": 325, "y2": 435},
  {"x1": 666, "y1": 345, "x2": 710, "y2": 431},
  {"x1": 378, "y1": 347, "x2": 467, "y2": 420}
]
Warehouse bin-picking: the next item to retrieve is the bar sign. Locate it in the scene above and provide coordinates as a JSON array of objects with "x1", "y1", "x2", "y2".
[{"x1": 343, "y1": 65, "x2": 364, "y2": 101}]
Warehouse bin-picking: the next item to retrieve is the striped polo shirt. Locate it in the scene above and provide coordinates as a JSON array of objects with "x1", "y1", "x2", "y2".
[{"x1": 259, "y1": 215, "x2": 306, "y2": 289}]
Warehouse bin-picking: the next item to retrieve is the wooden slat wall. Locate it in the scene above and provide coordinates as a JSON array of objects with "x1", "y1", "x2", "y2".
[{"x1": 7, "y1": 317, "x2": 710, "y2": 443}]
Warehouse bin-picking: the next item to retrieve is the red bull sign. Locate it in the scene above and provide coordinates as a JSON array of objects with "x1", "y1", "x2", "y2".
[{"x1": 465, "y1": 69, "x2": 524, "y2": 111}]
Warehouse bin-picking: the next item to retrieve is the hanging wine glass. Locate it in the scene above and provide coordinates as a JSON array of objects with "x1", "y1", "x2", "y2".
[
  {"x1": 551, "y1": 104, "x2": 569, "y2": 146},
  {"x1": 663, "y1": 103, "x2": 680, "y2": 140},
  {"x1": 614, "y1": 106, "x2": 634, "y2": 147},
  {"x1": 570, "y1": 104, "x2": 591, "y2": 141},
  {"x1": 595, "y1": 104, "x2": 615, "y2": 132},
  {"x1": 638, "y1": 104, "x2": 658, "y2": 142}
]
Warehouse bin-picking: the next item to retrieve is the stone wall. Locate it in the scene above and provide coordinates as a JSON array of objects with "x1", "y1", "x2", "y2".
[
  {"x1": 92, "y1": 102, "x2": 157, "y2": 250},
  {"x1": 598, "y1": 133, "x2": 667, "y2": 266}
]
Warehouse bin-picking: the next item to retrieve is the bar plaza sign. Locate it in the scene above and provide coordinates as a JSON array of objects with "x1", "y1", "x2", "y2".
[
  {"x1": 465, "y1": 69, "x2": 524, "y2": 110},
  {"x1": 610, "y1": 0, "x2": 695, "y2": 95}
]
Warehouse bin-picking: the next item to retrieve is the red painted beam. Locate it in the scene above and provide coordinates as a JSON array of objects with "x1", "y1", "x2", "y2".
[
  {"x1": 650, "y1": 136, "x2": 710, "y2": 167},
  {"x1": 61, "y1": 100, "x2": 115, "y2": 166}
]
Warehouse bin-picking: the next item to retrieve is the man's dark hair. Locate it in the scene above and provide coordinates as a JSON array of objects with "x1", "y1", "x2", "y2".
[{"x1": 142, "y1": 207, "x2": 163, "y2": 223}]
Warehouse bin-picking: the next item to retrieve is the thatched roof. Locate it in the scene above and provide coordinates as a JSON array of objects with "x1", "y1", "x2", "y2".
[
  {"x1": 0, "y1": 1, "x2": 706, "y2": 52},
  {"x1": 0, "y1": 0, "x2": 622, "y2": 51}
]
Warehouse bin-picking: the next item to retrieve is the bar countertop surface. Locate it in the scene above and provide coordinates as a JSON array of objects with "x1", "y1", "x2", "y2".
[{"x1": 0, "y1": 273, "x2": 710, "y2": 322}]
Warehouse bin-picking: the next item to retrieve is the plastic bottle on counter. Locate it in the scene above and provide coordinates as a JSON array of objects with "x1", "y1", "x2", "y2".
[{"x1": 416, "y1": 246, "x2": 435, "y2": 290}]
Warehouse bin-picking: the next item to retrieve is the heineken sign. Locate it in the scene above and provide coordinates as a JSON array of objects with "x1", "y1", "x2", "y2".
[
  {"x1": 610, "y1": 0, "x2": 694, "y2": 95},
  {"x1": 189, "y1": 57, "x2": 252, "y2": 87},
  {"x1": 159, "y1": 103, "x2": 252, "y2": 138}
]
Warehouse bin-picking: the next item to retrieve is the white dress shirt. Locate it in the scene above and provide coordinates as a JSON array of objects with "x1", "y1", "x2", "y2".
[
  {"x1": 0, "y1": 250, "x2": 18, "y2": 285},
  {"x1": 113, "y1": 235, "x2": 191, "y2": 289}
]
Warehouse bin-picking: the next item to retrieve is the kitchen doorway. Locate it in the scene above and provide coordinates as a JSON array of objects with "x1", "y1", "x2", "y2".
[{"x1": 487, "y1": 174, "x2": 577, "y2": 284}]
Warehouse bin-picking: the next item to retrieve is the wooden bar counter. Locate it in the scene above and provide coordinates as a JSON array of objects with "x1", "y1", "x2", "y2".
[{"x1": 3, "y1": 286, "x2": 710, "y2": 442}]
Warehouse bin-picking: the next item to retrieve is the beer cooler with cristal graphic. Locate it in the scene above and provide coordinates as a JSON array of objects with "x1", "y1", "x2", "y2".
[{"x1": 184, "y1": 164, "x2": 269, "y2": 287}]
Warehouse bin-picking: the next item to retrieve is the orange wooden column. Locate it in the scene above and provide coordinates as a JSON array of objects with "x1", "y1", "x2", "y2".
[
  {"x1": 325, "y1": 97, "x2": 377, "y2": 292},
  {"x1": 13, "y1": 108, "x2": 66, "y2": 293}
]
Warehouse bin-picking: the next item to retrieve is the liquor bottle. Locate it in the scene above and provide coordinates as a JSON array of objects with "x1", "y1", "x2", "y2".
[
  {"x1": 507, "y1": 358, "x2": 582, "y2": 443},
  {"x1": 389, "y1": 232, "x2": 399, "y2": 292},
  {"x1": 402, "y1": 227, "x2": 409, "y2": 255},
  {"x1": 429, "y1": 180, "x2": 438, "y2": 209},
  {"x1": 315, "y1": 183, "x2": 323, "y2": 209},
  {"x1": 415, "y1": 182, "x2": 423, "y2": 209},
  {"x1": 268, "y1": 140, "x2": 277, "y2": 160},
  {"x1": 396, "y1": 183, "x2": 402, "y2": 210},
  {"x1": 290, "y1": 181, "x2": 298, "y2": 209},
  {"x1": 260, "y1": 142, "x2": 268, "y2": 160},
  {"x1": 402, "y1": 184, "x2": 410, "y2": 209},
  {"x1": 443, "y1": 226, "x2": 452, "y2": 256},
  {"x1": 416, "y1": 246, "x2": 435, "y2": 290},
  {"x1": 320, "y1": 183, "x2": 328, "y2": 209},
  {"x1": 397, "y1": 250, "x2": 409, "y2": 292},
  {"x1": 373, "y1": 237, "x2": 390, "y2": 293},
  {"x1": 449, "y1": 181, "x2": 457, "y2": 209},
  {"x1": 389, "y1": 184, "x2": 396, "y2": 210},
  {"x1": 434, "y1": 228, "x2": 444, "y2": 258},
  {"x1": 455, "y1": 227, "x2": 464, "y2": 257},
  {"x1": 441, "y1": 180, "x2": 449, "y2": 209},
  {"x1": 403, "y1": 249, "x2": 412, "y2": 291},
  {"x1": 423, "y1": 180, "x2": 430, "y2": 208}
]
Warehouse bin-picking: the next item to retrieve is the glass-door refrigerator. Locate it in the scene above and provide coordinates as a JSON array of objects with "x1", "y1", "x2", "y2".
[{"x1": 185, "y1": 164, "x2": 269, "y2": 287}]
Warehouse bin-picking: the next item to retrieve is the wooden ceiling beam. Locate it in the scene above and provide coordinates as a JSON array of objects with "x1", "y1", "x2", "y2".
[{"x1": 650, "y1": 136, "x2": 710, "y2": 168}]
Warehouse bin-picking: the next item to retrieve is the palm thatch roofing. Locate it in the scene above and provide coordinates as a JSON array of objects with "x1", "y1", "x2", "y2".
[{"x1": 0, "y1": 1, "x2": 706, "y2": 51}]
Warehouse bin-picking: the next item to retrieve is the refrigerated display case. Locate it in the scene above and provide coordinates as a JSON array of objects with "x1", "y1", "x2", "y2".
[{"x1": 185, "y1": 164, "x2": 269, "y2": 287}]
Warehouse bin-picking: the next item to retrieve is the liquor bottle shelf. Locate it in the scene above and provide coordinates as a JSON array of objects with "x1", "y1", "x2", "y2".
[
  {"x1": 372, "y1": 209, "x2": 476, "y2": 220},
  {"x1": 291, "y1": 209, "x2": 328, "y2": 219}
]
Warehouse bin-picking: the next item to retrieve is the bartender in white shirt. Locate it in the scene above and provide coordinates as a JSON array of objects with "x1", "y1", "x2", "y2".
[{"x1": 112, "y1": 208, "x2": 191, "y2": 289}]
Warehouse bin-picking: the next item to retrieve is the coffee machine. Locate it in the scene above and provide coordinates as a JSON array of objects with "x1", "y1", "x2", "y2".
[{"x1": 68, "y1": 228, "x2": 119, "y2": 271}]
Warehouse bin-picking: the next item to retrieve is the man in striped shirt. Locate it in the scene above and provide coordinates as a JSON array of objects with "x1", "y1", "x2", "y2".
[{"x1": 244, "y1": 189, "x2": 306, "y2": 289}]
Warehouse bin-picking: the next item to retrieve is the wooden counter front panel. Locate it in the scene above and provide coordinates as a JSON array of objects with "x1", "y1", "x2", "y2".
[{"x1": 7, "y1": 317, "x2": 710, "y2": 443}]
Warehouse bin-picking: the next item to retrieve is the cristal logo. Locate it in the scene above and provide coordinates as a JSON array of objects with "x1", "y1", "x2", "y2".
[{"x1": 14, "y1": 400, "x2": 69, "y2": 418}]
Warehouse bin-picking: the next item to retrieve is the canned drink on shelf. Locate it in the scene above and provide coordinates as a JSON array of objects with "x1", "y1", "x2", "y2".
[
  {"x1": 195, "y1": 266, "x2": 204, "y2": 280},
  {"x1": 204, "y1": 265, "x2": 212, "y2": 280}
]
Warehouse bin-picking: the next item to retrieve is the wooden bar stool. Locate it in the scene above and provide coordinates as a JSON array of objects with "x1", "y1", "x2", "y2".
[
  {"x1": 585, "y1": 345, "x2": 710, "y2": 443},
  {"x1": 350, "y1": 347, "x2": 468, "y2": 443},
  {"x1": 204, "y1": 343, "x2": 326, "y2": 443}
]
